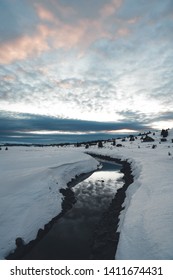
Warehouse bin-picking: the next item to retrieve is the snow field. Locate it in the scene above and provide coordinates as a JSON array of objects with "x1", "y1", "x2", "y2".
[
  {"x1": 0, "y1": 147, "x2": 98, "y2": 259},
  {"x1": 79, "y1": 130, "x2": 173, "y2": 259},
  {"x1": 1, "y1": 129, "x2": 173, "y2": 259}
]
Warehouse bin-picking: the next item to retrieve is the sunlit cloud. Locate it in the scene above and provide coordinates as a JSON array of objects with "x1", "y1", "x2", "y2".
[
  {"x1": 0, "y1": 0, "x2": 173, "y2": 143},
  {"x1": 100, "y1": 0, "x2": 123, "y2": 18},
  {"x1": 109, "y1": 129, "x2": 138, "y2": 134},
  {"x1": 0, "y1": 28, "x2": 49, "y2": 64},
  {"x1": 117, "y1": 27, "x2": 130, "y2": 36},
  {"x1": 35, "y1": 4, "x2": 56, "y2": 22},
  {"x1": 150, "y1": 121, "x2": 173, "y2": 130},
  {"x1": 0, "y1": 1, "x2": 137, "y2": 65},
  {"x1": 27, "y1": 129, "x2": 135, "y2": 135}
]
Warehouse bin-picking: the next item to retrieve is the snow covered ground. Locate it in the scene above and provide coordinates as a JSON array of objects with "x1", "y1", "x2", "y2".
[
  {"x1": 0, "y1": 129, "x2": 173, "y2": 260},
  {"x1": 0, "y1": 147, "x2": 98, "y2": 259},
  {"x1": 80, "y1": 129, "x2": 173, "y2": 260}
]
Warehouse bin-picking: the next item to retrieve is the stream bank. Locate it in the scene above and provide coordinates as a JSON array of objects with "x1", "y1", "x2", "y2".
[
  {"x1": 6, "y1": 171, "x2": 95, "y2": 260},
  {"x1": 6, "y1": 154, "x2": 133, "y2": 260},
  {"x1": 87, "y1": 153, "x2": 133, "y2": 259}
]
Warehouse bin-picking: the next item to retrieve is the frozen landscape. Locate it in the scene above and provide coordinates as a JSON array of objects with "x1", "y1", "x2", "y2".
[
  {"x1": 0, "y1": 129, "x2": 173, "y2": 260},
  {"x1": 0, "y1": 148, "x2": 99, "y2": 259}
]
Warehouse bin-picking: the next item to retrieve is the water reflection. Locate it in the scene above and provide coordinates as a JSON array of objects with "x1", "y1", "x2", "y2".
[
  {"x1": 73, "y1": 169, "x2": 123, "y2": 215},
  {"x1": 23, "y1": 160, "x2": 123, "y2": 260}
]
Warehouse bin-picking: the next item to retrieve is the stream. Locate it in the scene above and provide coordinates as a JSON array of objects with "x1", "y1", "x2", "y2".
[{"x1": 23, "y1": 159, "x2": 123, "y2": 260}]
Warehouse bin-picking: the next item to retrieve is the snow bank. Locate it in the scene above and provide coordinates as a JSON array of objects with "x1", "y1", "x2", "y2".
[
  {"x1": 81, "y1": 129, "x2": 173, "y2": 259},
  {"x1": 0, "y1": 147, "x2": 98, "y2": 259}
]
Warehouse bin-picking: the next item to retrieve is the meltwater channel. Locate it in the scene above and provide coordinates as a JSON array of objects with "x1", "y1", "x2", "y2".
[{"x1": 23, "y1": 159, "x2": 123, "y2": 260}]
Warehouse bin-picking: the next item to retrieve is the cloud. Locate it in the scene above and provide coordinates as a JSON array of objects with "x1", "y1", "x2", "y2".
[
  {"x1": 0, "y1": 0, "x2": 135, "y2": 65},
  {"x1": 0, "y1": 111, "x2": 148, "y2": 135},
  {"x1": 35, "y1": 3, "x2": 56, "y2": 22},
  {"x1": 0, "y1": 0, "x2": 173, "y2": 134},
  {"x1": 0, "y1": 27, "x2": 50, "y2": 64},
  {"x1": 100, "y1": 0, "x2": 123, "y2": 18},
  {"x1": 47, "y1": 0, "x2": 77, "y2": 18}
]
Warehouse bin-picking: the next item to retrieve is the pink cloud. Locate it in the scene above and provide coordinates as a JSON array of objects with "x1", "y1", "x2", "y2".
[
  {"x1": 100, "y1": 0, "x2": 123, "y2": 18},
  {"x1": 35, "y1": 4, "x2": 55, "y2": 22},
  {"x1": 117, "y1": 28, "x2": 130, "y2": 36},
  {"x1": 0, "y1": 29, "x2": 49, "y2": 64},
  {"x1": 0, "y1": 1, "x2": 134, "y2": 65},
  {"x1": 49, "y1": 0, "x2": 76, "y2": 18},
  {"x1": 127, "y1": 17, "x2": 139, "y2": 24},
  {"x1": 0, "y1": 75, "x2": 16, "y2": 81},
  {"x1": 55, "y1": 80, "x2": 73, "y2": 89},
  {"x1": 36, "y1": 1, "x2": 76, "y2": 22}
]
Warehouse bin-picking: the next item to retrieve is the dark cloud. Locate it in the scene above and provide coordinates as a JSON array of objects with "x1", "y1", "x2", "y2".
[
  {"x1": 150, "y1": 111, "x2": 173, "y2": 123},
  {"x1": 0, "y1": 110, "x2": 151, "y2": 143},
  {"x1": 0, "y1": 111, "x2": 148, "y2": 134},
  {"x1": 119, "y1": 110, "x2": 150, "y2": 123}
]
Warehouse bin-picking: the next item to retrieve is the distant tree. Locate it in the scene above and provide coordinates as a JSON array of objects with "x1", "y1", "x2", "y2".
[
  {"x1": 160, "y1": 138, "x2": 167, "y2": 142},
  {"x1": 129, "y1": 135, "x2": 135, "y2": 141},
  {"x1": 116, "y1": 143, "x2": 122, "y2": 147},
  {"x1": 142, "y1": 135, "x2": 155, "y2": 142},
  {"x1": 76, "y1": 143, "x2": 81, "y2": 147},
  {"x1": 152, "y1": 144, "x2": 157, "y2": 149},
  {"x1": 161, "y1": 129, "x2": 168, "y2": 137},
  {"x1": 98, "y1": 141, "x2": 103, "y2": 148}
]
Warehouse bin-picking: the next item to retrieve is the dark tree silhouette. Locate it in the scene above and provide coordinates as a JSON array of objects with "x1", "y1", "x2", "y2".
[
  {"x1": 98, "y1": 141, "x2": 103, "y2": 148},
  {"x1": 161, "y1": 129, "x2": 168, "y2": 137}
]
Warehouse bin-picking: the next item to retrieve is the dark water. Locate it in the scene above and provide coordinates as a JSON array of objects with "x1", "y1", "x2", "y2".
[{"x1": 23, "y1": 160, "x2": 123, "y2": 260}]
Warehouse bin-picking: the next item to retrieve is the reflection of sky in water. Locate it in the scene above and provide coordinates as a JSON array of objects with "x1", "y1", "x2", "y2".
[
  {"x1": 60, "y1": 164, "x2": 124, "y2": 258},
  {"x1": 87, "y1": 169, "x2": 123, "y2": 181},
  {"x1": 23, "y1": 162, "x2": 123, "y2": 259},
  {"x1": 72, "y1": 166, "x2": 124, "y2": 214}
]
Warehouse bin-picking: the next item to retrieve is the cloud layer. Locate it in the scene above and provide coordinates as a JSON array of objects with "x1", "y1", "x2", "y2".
[{"x1": 0, "y1": 0, "x2": 173, "y2": 142}]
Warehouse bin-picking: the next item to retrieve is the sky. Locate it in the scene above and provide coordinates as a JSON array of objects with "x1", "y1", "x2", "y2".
[{"x1": 0, "y1": 0, "x2": 173, "y2": 143}]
